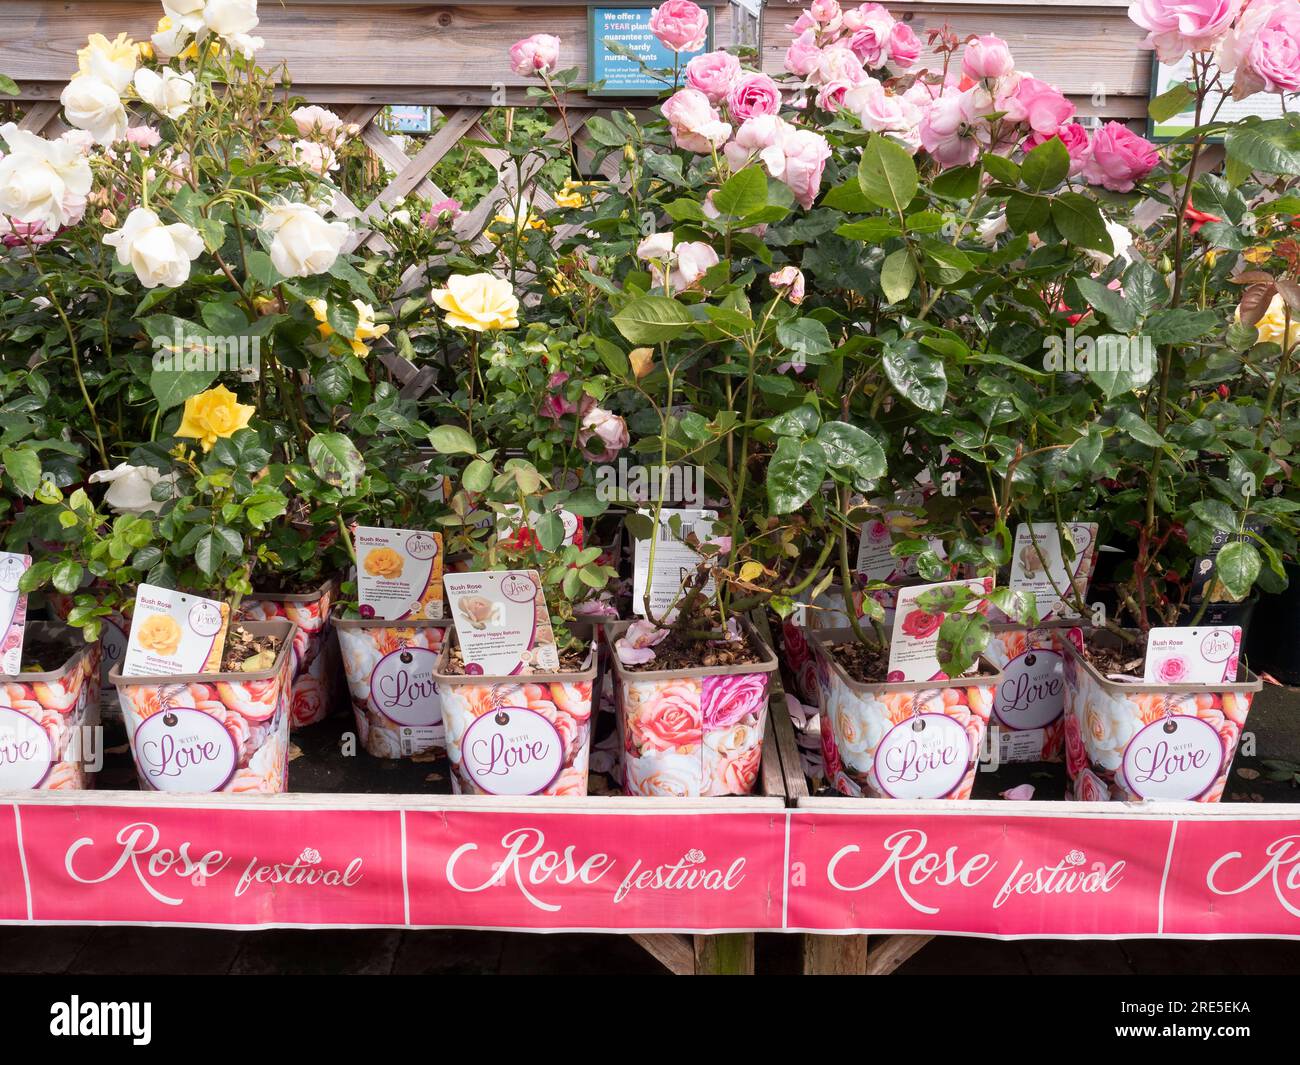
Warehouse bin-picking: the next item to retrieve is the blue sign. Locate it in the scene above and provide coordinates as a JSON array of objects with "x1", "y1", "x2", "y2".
[
  {"x1": 386, "y1": 105, "x2": 433, "y2": 134},
  {"x1": 588, "y1": 6, "x2": 712, "y2": 97}
]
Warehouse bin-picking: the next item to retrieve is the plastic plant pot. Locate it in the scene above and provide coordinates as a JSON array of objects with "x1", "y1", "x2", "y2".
[
  {"x1": 335, "y1": 614, "x2": 450, "y2": 759},
  {"x1": 109, "y1": 619, "x2": 297, "y2": 794},
  {"x1": 0, "y1": 622, "x2": 101, "y2": 791},
  {"x1": 810, "y1": 627, "x2": 1001, "y2": 800},
  {"x1": 608, "y1": 617, "x2": 778, "y2": 798}
]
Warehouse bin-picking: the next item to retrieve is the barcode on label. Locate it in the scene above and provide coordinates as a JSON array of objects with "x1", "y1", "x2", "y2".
[{"x1": 660, "y1": 519, "x2": 697, "y2": 543}]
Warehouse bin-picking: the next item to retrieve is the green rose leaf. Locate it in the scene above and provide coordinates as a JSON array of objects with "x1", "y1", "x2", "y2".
[
  {"x1": 1051, "y1": 192, "x2": 1112, "y2": 252},
  {"x1": 880, "y1": 247, "x2": 916, "y2": 304},
  {"x1": 1215, "y1": 540, "x2": 1262, "y2": 601},
  {"x1": 712, "y1": 166, "x2": 768, "y2": 218},
  {"x1": 307, "y1": 432, "x2": 364, "y2": 495},
  {"x1": 776, "y1": 317, "x2": 832, "y2": 356},
  {"x1": 883, "y1": 339, "x2": 947, "y2": 412},
  {"x1": 858, "y1": 134, "x2": 918, "y2": 214},
  {"x1": 936, "y1": 611, "x2": 991, "y2": 678},
  {"x1": 816, "y1": 421, "x2": 887, "y2": 478},
  {"x1": 613, "y1": 295, "x2": 694, "y2": 344},
  {"x1": 1, "y1": 446, "x2": 41, "y2": 497},
  {"x1": 1021, "y1": 136, "x2": 1070, "y2": 192},
  {"x1": 429, "y1": 424, "x2": 478, "y2": 455},
  {"x1": 767, "y1": 437, "x2": 827, "y2": 515}
]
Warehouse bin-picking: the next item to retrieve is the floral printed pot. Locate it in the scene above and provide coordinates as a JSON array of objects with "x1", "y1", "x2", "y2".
[
  {"x1": 609, "y1": 618, "x2": 777, "y2": 798},
  {"x1": 335, "y1": 614, "x2": 450, "y2": 759},
  {"x1": 984, "y1": 623, "x2": 1086, "y2": 764},
  {"x1": 0, "y1": 623, "x2": 100, "y2": 791},
  {"x1": 240, "y1": 577, "x2": 341, "y2": 730},
  {"x1": 434, "y1": 631, "x2": 596, "y2": 797},
  {"x1": 810, "y1": 628, "x2": 1000, "y2": 800},
  {"x1": 109, "y1": 620, "x2": 296, "y2": 794},
  {"x1": 781, "y1": 585, "x2": 899, "y2": 705},
  {"x1": 1061, "y1": 634, "x2": 1262, "y2": 803}
]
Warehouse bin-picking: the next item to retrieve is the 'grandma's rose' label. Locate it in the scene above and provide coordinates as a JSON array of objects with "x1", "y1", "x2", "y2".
[
  {"x1": 356, "y1": 526, "x2": 444, "y2": 621},
  {"x1": 1121, "y1": 715, "x2": 1223, "y2": 800},
  {"x1": 133, "y1": 708, "x2": 237, "y2": 793},
  {"x1": 873, "y1": 713, "x2": 971, "y2": 799},
  {"x1": 369, "y1": 647, "x2": 441, "y2": 727},
  {"x1": 460, "y1": 707, "x2": 563, "y2": 795},
  {"x1": 122, "y1": 584, "x2": 229, "y2": 677},
  {"x1": 993, "y1": 648, "x2": 1064, "y2": 731},
  {"x1": 0, "y1": 704, "x2": 53, "y2": 788}
]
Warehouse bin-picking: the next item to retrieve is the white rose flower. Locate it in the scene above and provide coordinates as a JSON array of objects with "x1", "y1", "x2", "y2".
[
  {"x1": 60, "y1": 76, "x2": 128, "y2": 146},
  {"x1": 261, "y1": 201, "x2": 348, "y2": 277},
  {"x1": 75, "y1": 32, "x2": 139, "y2": 94},
  {"x1": 225, "y1": 32, "x2": 265, "y2": 59},
  {"x1": 291, "y1": 105, "x2": 345, "y2": 142},
  {"x1": 290, "y1": 139, "x2": 338, "y2": 175},
  {"x1": 133, "y1": 68, "x2": 197, "y2": 119},
  {"x1": 163, "y1": 0, "x2": 208, "y2": 29},
  {"x1": 1085, "y1": 218, "x2": 1136, "y2": 270},
  {"x1": 0, "y1": 124, "x2": 93, "y2": 229},
  {"x1": 102, "y1": 207, "x2": 204, "y2": 288},
  {"x1": 151, "y1": 23, "x2": 194, "y2": 59},
  {"x1": 88, "y1": 463, "x2": 176, "y2": 514},
  {"x1": 831, "y1": 692, "x2": 891, "y2": 773},
  {"x1": 203, "y1": 0, "x2": 260, "y2": 38}
]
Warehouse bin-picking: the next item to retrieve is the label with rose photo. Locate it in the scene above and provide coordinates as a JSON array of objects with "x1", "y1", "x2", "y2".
[
  {"x1": 1008, "y1": 522, "x2": 1098, "y2": 622},
  {"x1": 122, "y1": 584, "x2": 230, "y2": 678},
  {"x1": 1142, "y1": 626, "x2": 1242, "y2": 685},
  {"x1": 888, "y1": 578, "x2": 992, "y2": 682},
  {"x1": 443, "y1": 570, "x2": 559, "y2": 676},
  {"x1": 0, "y1": 552, "x2": 32, "y2": 676},
  {"x1": 356, "y1": 526, "x2": 445, "y2": 621}
]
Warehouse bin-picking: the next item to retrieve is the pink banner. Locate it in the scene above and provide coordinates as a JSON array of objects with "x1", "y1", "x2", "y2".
[
  {"x1": 5, "y1": 797, "x2": 1300, "y2": 936},
  {"x1": 1163, "y1": 818, "x2": 1300, "y2": 936},
  {"x1": 16, "y1": 803, "x2": 406, "y2": 927},
  {"x1": 405, "y1": 810, "x2": 785, "y2": 930},
  {"x1": 786, "y1": 809, "x2": 1171, "y2": 936}
]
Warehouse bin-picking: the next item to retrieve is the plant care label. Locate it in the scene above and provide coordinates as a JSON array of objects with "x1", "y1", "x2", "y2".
[
  {"x1": 132, "y1": 705, "x2": 238, "y2": 792},
  {"x1": 1142, "y1": 626, "x2": 1241, "y2": 685},
  {"x1": 873, "y1": 712, "x2": 971, "y2": 799},
  {"x1": 356, "y1": 526, "x2": 445, "y2": 621},
  {"x1": 631, "y1": 508, "x2": 718, "y2": 617},
  {"x1": 443, "y1": 570, "x2": 559, "y2": 676},
  {"x1": 459, "y1": 706, "x2": 564, "y2": 795},
  {"x1": 496, "y1": 505, "x2": 584, "y2": 549},
  {"x1": 0, "y1": 701, "x2": 54, "y2": 788},
  {"x1": 1121, "y1": 714, "x2": 1224, "y2": 800},
  {"x1": 122, "y1": 584, "x2": 229, "y2": 678},
  {"x1": 0, "y1": 552, "x2": 31, "y2": 675},
  {"x1": 855, "y1": 508, "x2": 944, "y2": 581},
  {"x1": 888, "y1": 578, "x2": 991, "y2": 682},
  {"x1": 1008, "y1": 522, "x2": 1098, "y2": 621}
]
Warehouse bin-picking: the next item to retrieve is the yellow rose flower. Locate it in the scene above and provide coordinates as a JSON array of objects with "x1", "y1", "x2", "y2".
[
  {"x1": 76, "y1": 32, "x2": 139, "y2": 92},
  {"x1": 488, "y1": 202, "x2": 547, "y2": 243},
  {"x1": 553, "y1": 180, "x2": 592, "y2": 209},
  {"x1": 176, "y1": 384, "x2": 255, "y2": 451},
  {"x1": 430, "y1": 273, "x2": 520, "y2": 332},
  {"x1": 348, "y1": 300, "x2": 389, "y2": 356},
  {"x1": 628, "y1": 347, "x2": 655, "y2": 379},
  {"x1": 138, "y1": 613, "x2": 181, "y2": 656},
  {"x1": 1238, "y1": 292, "x2": 1300, "y2": 350},
  {"x1": 307, "y1": 297, "x2": 334, "y2": 339}
]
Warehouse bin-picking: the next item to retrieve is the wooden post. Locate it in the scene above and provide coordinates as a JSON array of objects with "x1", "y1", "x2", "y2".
[
  {"x1": 803, "y1": 935, "x2": 869, "y2": 975},
  {"x1": 693, "y1": 933, "x2": 755, "y2": 975}
]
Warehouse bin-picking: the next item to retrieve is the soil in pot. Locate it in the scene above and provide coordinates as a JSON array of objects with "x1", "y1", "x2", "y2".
[
  {"x1": 249, "y1": 572, "x2": 332, "y2": 596},
  {"x1": 221, "y1": 630, "x2": 283, "y2": 672},
  {"x1": 17, "y1": 631, "x2": 78, "y2": 673},
  {"x1": 826, "y1": 639, "x2": 999, "y2": 683},
  {"x1": 443, "y1": 642, "x2": 590, "y2": 675},
  {"x1": 1084, "y1": 644, "x2": 1147, "y2": 678},
  {"x1": 622, "y1": 615, "x2": 766, "y2": 672}
]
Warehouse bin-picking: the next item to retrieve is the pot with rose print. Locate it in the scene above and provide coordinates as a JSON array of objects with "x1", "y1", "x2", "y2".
[
  {"x1": 984, "y1": 622, "x2": 1087, "y2": 765},
  {"x1": 240, "y1": 576, "x2": 343, "y2": 730},
  {"x1": 46, "y1": 591, "x2": 129, "y2": 715},
  {"x1": 810, "y1": 628, "x2": 1001, "y2": 800},
  {"x1": 0, "y1": 623, "x2": 101, "y2": 791},
  {"x1": 609, "y1": 617, "x2": 778, "y2": 798},
  {"x1": 434, "y1": 629, "x2": 596, "y2": 796},
  {"x1": 109, "y1": 620, "x2": 297, "y2": 794},
  {"x1": 780, "y1": 583, "x2": 895, "y2": 705},
  {"x1": 1061, "y1": 633, "x2": 1262, "y2": 803},
  {"x1": 335, "y1": 614, "x2": 451, "y2": 759}
]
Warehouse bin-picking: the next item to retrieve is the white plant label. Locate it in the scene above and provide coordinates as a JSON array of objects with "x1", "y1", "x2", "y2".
[
  {"x1": 132, "y1": 706, "x2": 238, "y2": 792},
  {"x1": 1142, "y1": 626, "x2": 1241, "y2": 685},
  {"x1": 888, "y1": 578, "x2": 991, "y2": 682},
  {"x1": 459, "y1": 707, "x2": 564, "y2": 795},
  {"x1": 1121, "y1": 715, "x2": 1224, "y2": 800},
  {"x1": 631, "y1": 508, "x2": 717, "y2": 617},
  {"x1": 0, "y1": 702, "x2": 53, "y2": 789},
  {"x1": 122, "y1": 585, "x2": 229, "y2": 678},
  {"x1": 873, "y1": 713, "x2": 971, "y2": 799},
  {"x1": 443, "y1": 570, "x2": 559, "y2": 676},
  {"x1": 356, "y1": 526, "x2": 444, "y2": 621},
  {"x1": 0, "y1": 552, "x2": 31, "y2": 676},
  {"x1": 1008, "y1": 522, "x2": 1098, "y2": 621}
]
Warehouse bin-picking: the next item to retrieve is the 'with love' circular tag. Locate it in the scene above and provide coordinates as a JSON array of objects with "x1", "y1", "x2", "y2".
[
  {"x1": 460, "y1": 706, "x2": 563, "y2": 795},
  {"x1": 0, "y1": 705, "x2": 54, "y2": 789},
  {"x1": 1121, "y1": 714, "x2": 1223, "y2": 800},
  {"x1": 133, "y1": 706, "x2": 237, "y2": 793},
  {"x1": 370, "y1": 647, "x2": 441, "y2": 727},
  {"x1": 873, "y1": 712, "x2": 971, "y2": 799},
  {"x1": 993, "y1": 649, "x2": 1066, "y2": 731}
]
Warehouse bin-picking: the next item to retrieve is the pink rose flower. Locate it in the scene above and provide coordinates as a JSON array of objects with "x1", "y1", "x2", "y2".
[
  {"x1": 847, "y1": 4, "x2": 896, "y2": 68},
  {"x1": 713, "y1": 741, "x2": 762, "y2": 794},
  {"x1": 961, "y1": 34, "x2": 1015, "y2": 80},
  {"x1": 701, "y1": 671, "x2": 768, "y2": 730},
  {"x1": 126, "y1": 125, "x2": 161, "y2": 148},
  {"x1": 723, "y1": 113, "x2": 788, "y2": 171},
  {"x1": 1157, "y1": 655, "x2": 1189, "y2": 683},
  {"x1": 919, "y1": 88, "x2": 984, "y2": 168},
  {"x1": 784, "y1": 29, "x2": 823, "y2": 76},
  {"x1": 631, "y1": 679, "x2": 704, "y2": 751},
  {"x1": 1025, "y1": 121, "x2": 1091, "y2": 175},
  {"x1": 580, "y1": 403, "x2": 630, "y2": 461},
  {"x1": 539, "y1": 371, "x2": 577, "y2": 420},
  {"x1": 1246, "y1": 1, "x2": 1300, "y2": 93},
  {"x1": 727, "y1": 73, "x2": 782, "y2": 120},
  {"x1": 900, "y1": 608, "x2": 943, "y2": 639},
  {"x1": 1005, "y1": 76, "x2": 1075, "y2": 137},
  {"x1": 820, "y1": 713, "x2": 843, "y2": 780},
  {"x1": 685, "y1": 50, "x2": 742, "y2": 103},
  {"x1": 422, "y1": 197, "x2": 461, "y2": 226},
  {"x1": 772, "y1": 126, "x2": 832, "y2": 209},
  {"x1": 770, "y1": 265, "x2": 806, "y2": 303},
  {"x1": 812, "y1": 43, "x2": 868, "y2": 88},
  {"x1": 843, "y1": 79, "x2": 923, "y2": 151},
  {"x1": 1081, "y1": 121, "x2": 1158, "y2": 192},
  {"x1": 810, "y1": 0, "x2": 843, "y2": 26},
  {"x1": 616, "y1": 620, "x2": 670, "y2": 666},
  {"x1": 509, "y1": 33, "x2": 561, "y2": 77},
  {"x1": 888, "y1": 21, "x2": 922, "y2": 68},
  {"x1": 1128, "y1": 0, "x2": 1241, "y2": 62},
  {"x1": 649, "y1": 0, "x2": 710, "y2": 52},
  {"x1": 1064, "y1": 711, "x2": 1089, "y2": 777},
  {"x1": 1074, "y1": 766, "x2": 1111, "y2": 802},
  {"x1": 662, "y1": 87, "x2": 732, "y2": 153}
]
